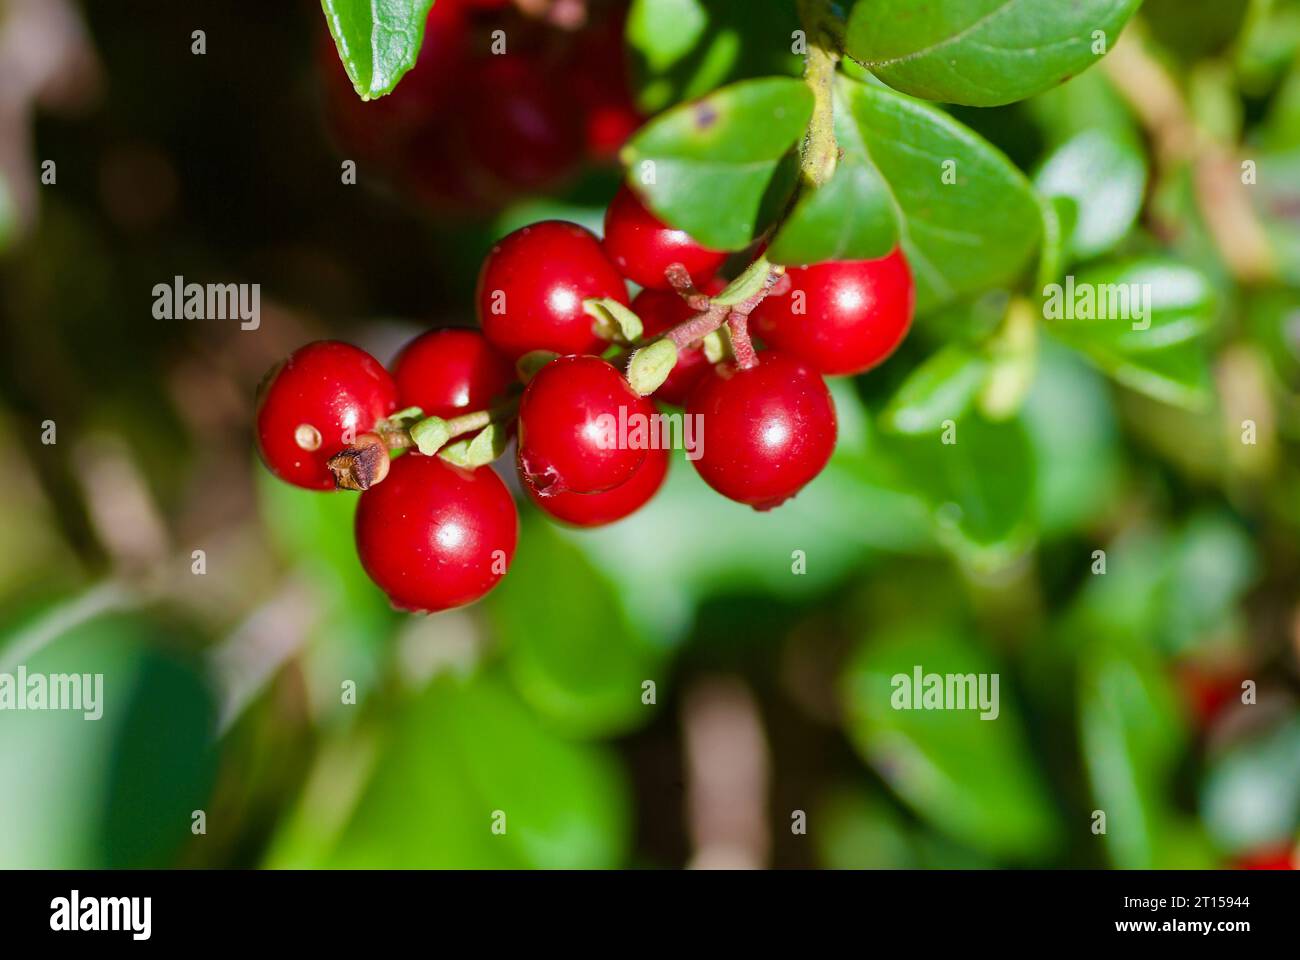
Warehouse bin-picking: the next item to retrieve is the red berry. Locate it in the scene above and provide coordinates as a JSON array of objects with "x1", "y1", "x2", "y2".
[
  {"x1": 392, "y1": 328, "x2": 516, "y2": 419},
  {"x1": 751, "y1": 249, "x2": 915, "y2": 376},
  {"x1": 565, "y1": 10, "x2": 642, "y2": 162},
  {"x1": 525, "y1": 444, "x2": 669, "y2": 528},
  {"x1": 355, "y1": 453, "x2": 518, "y2": 612},
  {"x1": 463, "y1": 55, "x2": 582, "y2": 194},
  {"x1": 1234, "y1": 847, "x2": 1297, "y2": 870},
  {"x1": 517, "y1": 355, "x2": 653, "y2": 495},
  {"x1": 602, "y1": 184, "x2": 727, "y2": 290},
  {"x1": 256, "y1": 341, "x2": 398, "y2": 491},
  {"x1": 686, "y1": 351, "x2": 837, "y2": 510},
  {"x1": 632, "y1": 277, "x2": 725, "y2": 406},
  {"x1": 477, "y1": 221, "x2": 629, "y2": 359}
]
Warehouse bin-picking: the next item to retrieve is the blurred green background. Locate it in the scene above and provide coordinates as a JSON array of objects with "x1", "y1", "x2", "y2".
[{"x1": 1, "y1": 0, "x2": 1299, "y2": 869}]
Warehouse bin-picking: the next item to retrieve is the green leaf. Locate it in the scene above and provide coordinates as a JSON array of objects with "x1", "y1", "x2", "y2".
[
  {"x1": 778, "y1": 77, "x2": 1041, "y2": 312},
  {"x1": 621, "y1": 78, "x2": 813, "y2": 250},
  {"x1": 1079, "y1": 643, "x2": 1189, "y2": 868},
  {"x1": 322, "y1": 673, "x2": 629, "y2": 868},
  {"x1": 880, "y1": 345, "x2": 989, "y2": 434},
  {"x1": 626, "y1": 0, "x2": 802, "y2": 113},
  {"x1": 321, "y1": 0, "x2": 437, "y2": 100},
  {"x1": 878, "y1": 411, "x2": 1036, "y2": 562},
  {"x1": 713, "y1": 256, "x2": 771, "y2": 305},
  {"x1": 488, "y1": 516, "x2": 665, "y2": 739},
  {"x1": 845, "y1": 0, "x2": 1143, "y2": 107},
  {"x1": 0, "y1": 603, "x2": 218, "y2": 868},
  {"x1": 766, "y1": 86, "x2": 900, "y2": 265},
  {"x1": 1043, "y1": 257, "x2": 1219, "y2": 409},
  {"x1": 1030, "y1": 71, "x2": 1147, "y2": 261},
  {"x1": 841, "y1": 622, "x2": 1061, "y2": 860}
]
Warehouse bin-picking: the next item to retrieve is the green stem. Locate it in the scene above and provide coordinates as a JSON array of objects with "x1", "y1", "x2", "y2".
[{"x1": 797, "y1": 0, "x2": 842, "y2": 188}]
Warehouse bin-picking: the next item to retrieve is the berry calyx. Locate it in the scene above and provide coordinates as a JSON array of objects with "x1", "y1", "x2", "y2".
[
  {"x1": 750, "y1": 248, "x2": 915, "y2": 376},
  {"x1": 686, "y1": 351, "x2": 837, "y2": 510},
  {"x1": 477, "y1": 221, "x2": 629, "y2": 360},
  {"x1": 602, "y1": 184, "x2": 728, "y2": 291},
  {"x1": 354, "y1": 453, "x2": 518, "y2": 613},
  {"x1": 632, "y1": 278, "x2": 725, "y2": 406},
  {"x1": 256, "y1": 341, "x2": 398, "y2": 491},
  {"x1": 525, "y1": 444, "x2": 669, "y2": 528},
  {"x1": 517, "y1": 355, "x2": 653, "y2": 495},
  {"x1": 392, "y1": 327, "x2": 516, "y2": 420}
]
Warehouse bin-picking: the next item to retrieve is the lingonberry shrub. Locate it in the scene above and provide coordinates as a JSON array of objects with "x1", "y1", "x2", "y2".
[{"x1": 282, "y1": 0, "x2": 1166, "y2": 635}]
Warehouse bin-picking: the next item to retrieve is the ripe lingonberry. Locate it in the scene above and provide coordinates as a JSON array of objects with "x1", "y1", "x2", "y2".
[
  {"x1": 354, "y1": 453, "x2": 518, "y2": 612},
  {"x1": 687, "y1": 351, "x2": 837, "y2": 510},
  {"x1": 517, "y1": 355, "x2": 653, "y2": 495},
  {"x1": 632, "y1": 277, "x2": 725, "y2": 406},
  {"x1": 477, "y1": 221, "x2": 629, "y2": 359},
  {"x1": 565, "y1": 11, "x2": 642, "y2": 162},
  {"x1": 392, "y1": 328, "x2": 515, "y2": 419},
  {"x1": 524, "y1": 445, "x2": 669, "y2": 528},
  {"x1": 602, "y1": 184, "x2": 728, "y2": 290},
  {"x1": 256, "y1": 341, "x2": 398, "y2": 491},
  {"x1": 751, "y1": 248, "x2": 915, "y2": 376},
  {"x1": 464, "y1": 55, "x2": 582, "y2": 194}
]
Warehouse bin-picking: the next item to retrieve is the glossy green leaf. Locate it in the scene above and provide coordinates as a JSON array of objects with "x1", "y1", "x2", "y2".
[
  {"x1": 845, "y1": 0, "x2": 1143, "y2": 107},
  {"x1": 626, "y1": 0, "x2": 802, "y2": 113},
  {"x1": 321, "y1": 0, "x2": 437, "y2": 100},
  {"x1": 488, "y1": 515, "x2": 665, "y2": 739},
  {"x1": 841, "y1": 623, "x2": 1061, "y2": 860},
  {"x1": 621, "y1": 78, "x2": 813, "y2": 250},
  {"x1": 779, "y1": 77, "x2": 1042, "y2": 311},
  {"x1": 1035, "y1": 131, "x2": 1145, "y2": 260},
  {"x1": 1043, "y1": 257, "x2": 1219, "y2": 409},
  {"x1": 766, "y1": 85, "x2": 898, "y2": 264},
  {"x1": 322, "y1": 673, "x2": 629, "y2": 868}
]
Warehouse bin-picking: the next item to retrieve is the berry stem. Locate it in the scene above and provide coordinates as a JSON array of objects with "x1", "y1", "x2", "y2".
[
  {"x1": 665, "y1": 263, "x2": 714, "y2": 311},
  {"x1": 797, "y1": 0, "x2": 843, "y2": 189},
  {"x1": 726, "y1": 310, "x2": 758, "y2": 369}
]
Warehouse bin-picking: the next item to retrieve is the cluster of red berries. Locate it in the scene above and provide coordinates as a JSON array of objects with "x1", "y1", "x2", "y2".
[
  {"x1": 320, "y1": 0, "x2": 639, "y2": 214},
  {"x1": 256, "y1": 181, "x2": 914, "y2": 612}
]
